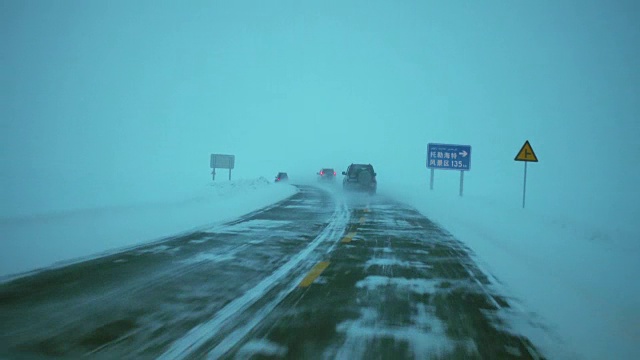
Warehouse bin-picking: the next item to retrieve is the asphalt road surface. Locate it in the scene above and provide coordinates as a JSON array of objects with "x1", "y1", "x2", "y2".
[{"x1": 0, "y1": 185, "x2": 544, "y2": 359}]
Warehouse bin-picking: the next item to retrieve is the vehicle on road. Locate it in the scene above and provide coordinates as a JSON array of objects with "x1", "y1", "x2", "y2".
[
  {"x1": 342, "y1": 163, "x2": 377, "y2": 194},
  {"x1": 275, "y1": 172, "x2": 289, "y2": 182},
  {"x1": 317, "y1": 168, "x2": 337, "y2": 181}
]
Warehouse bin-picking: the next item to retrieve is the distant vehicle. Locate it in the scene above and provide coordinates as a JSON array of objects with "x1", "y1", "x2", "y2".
[
  {"x1": 342, "y1": 164, "x2": 377, "y2": 194},
  {"x1": 317, "y1": 168, "x2": 337, "y2": 181},
  {"x1": 275, "y1": 172, "x2": 289, "y2": 182}
]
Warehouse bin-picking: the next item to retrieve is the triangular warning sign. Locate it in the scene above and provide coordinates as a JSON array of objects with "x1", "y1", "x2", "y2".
[{"x1": 515, "y1": 140, "x2": 538, "y2": 162}]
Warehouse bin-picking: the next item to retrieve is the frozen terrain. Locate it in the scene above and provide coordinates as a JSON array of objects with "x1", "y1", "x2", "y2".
[
  {"x1": 0, "y1": 178, "x2": 297, "y2": 280},
  {"x1": 1, "y1": 177, "x2": 639, "y2": 359}
]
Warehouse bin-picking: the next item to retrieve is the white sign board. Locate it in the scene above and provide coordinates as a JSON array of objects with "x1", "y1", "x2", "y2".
[{"x1": 210, "y1": 154, "x2": 235, "y2": 169}]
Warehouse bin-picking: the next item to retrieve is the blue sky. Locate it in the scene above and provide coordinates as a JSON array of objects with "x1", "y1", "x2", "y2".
[{"x1": 2, "y1": 1, "x2": 639, "y2": 227}]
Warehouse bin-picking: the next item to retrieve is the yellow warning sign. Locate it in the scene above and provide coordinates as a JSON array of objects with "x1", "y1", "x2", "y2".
[{"x1": 515, "y1": 141, "x2": 538, "y2": 162}]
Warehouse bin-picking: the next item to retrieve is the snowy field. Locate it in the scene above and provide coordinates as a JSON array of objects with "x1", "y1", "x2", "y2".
[
  {"x1": 0, "y1": 178, "x2": 297, "y2": 281},
  {"x1": 1, "y1": 177, "x2": 638, "y2": 359}
]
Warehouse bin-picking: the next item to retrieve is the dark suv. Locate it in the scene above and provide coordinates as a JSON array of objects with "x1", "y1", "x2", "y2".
[
  {"x1": 317, "y1": 168, "x2": 337, "y2": 181},
  {"x1": 275, "y1": 172, "x2": 289, "y2": 182},
  {"x1": 342, "y1": 164, "x2": 377, "y2": 194}
]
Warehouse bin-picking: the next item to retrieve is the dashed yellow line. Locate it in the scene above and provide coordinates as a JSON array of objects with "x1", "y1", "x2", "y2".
[
  {"x1": 341, "y1": 232, "x2": 357, "y2": 243},
  {"x1": 298, "y1": 261, "x2": 330, "y2": 287}
]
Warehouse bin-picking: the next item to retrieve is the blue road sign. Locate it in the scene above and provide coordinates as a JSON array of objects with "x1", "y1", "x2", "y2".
[{"x1": 427, "y1": 143, "x2": 472, "y2": 171}]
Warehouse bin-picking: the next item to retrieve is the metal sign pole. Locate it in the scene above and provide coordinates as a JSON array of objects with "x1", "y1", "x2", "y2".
[
  {"x1": 229, "y1": 169, "x2": 232, "y2": 181},
  {"x1": 459, "y1": 170, "x2": 464, "y2": 197},
  {"x1": 430, "y1": 168, "x2": 434, "y2": 190},
  {"x1": 212, "y1": 168, "x2": 216, "y2": 181},
  {"x1": 522, "y1": 162, "x2": 528, "y2": 208}
]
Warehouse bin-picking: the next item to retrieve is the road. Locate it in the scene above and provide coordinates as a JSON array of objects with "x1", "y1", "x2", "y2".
[{"x1": 0, "y1": 185, "x2": 544, "y2": 359}]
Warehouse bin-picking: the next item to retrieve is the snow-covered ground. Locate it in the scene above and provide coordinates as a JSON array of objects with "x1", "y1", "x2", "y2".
[
  {"x1": 380, "y1": 181, "x2": 640, "y2": 360},
  {"x1": 0, "y1": 178, "x2": 297, "y2": 281},
  {"x1": 1, "y1": 177, "x2": 638, "y2": 358}
]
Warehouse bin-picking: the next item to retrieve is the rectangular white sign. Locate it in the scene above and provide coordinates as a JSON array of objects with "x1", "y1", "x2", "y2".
[{"x1": 210, "y1": 154, "x2": 235, "y2": 169}]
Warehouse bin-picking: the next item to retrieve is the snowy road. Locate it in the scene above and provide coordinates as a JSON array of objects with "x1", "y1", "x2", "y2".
[{"x1": 0, "y1": 185, "x2": 544, "y2": 359}]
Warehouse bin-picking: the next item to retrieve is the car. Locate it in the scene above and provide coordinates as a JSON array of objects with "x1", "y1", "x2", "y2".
[
  {"x1": 317, "y1": 168, "x2": 337, "y2": 181},
  {"x1": 275, "y1": 172, "x2": 289, "y2": 182},
  {"x1": 342, "y1": 164, "x2": 377, "y2": 194}
]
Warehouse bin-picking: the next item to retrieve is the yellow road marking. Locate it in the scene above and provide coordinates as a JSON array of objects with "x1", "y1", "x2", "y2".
[
  {"x1": 359, "y1": 216, "x2": 366, "y2": 224},
  {"x1": 299, "y1": 261, "x2": 330, "y2": 287},
  {"x1": 341, "y1": 232, "x2": 357, "y2": 243}
]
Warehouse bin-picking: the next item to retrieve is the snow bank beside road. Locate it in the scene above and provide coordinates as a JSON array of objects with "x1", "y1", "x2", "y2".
[
  {"x1": 381, "y1": 182, "x2": 640, "y2": 360},
  {"x1": 0, "y1": 178, "x2": 297, "y2": 280}
]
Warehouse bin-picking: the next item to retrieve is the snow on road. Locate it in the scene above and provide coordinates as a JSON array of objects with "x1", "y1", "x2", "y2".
[
  {"x1": 160, "y1": 192, "x2": 349, "y2": 360},
  {"x1": 0, "y1": 178, "x2": 297, "y2": 281}
]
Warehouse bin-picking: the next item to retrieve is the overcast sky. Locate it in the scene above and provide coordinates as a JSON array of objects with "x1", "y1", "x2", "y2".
[{"x1": 2, "y1": 1, "x2": 639, "y2": 229}]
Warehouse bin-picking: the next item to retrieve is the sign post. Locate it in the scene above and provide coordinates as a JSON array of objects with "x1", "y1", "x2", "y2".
[
  {"x1": 514, "y1": 140, "x2": 538, "y2": 208},
  {"x1": 430, "y1": 168, "x2": 434, "y2": 190},
  {"x1": 210, "y1": 154, "x2": 235, "y2": 181},
  {"x1": 427, "y1": 143, "x2": 472, "y2": 196}
]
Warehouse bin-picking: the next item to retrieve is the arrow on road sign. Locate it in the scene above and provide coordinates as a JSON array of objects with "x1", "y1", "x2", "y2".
[
  {"x1": 515, "y1": 141, "x2": 538, "y2": 162},
  {"x1": 459, "y1": 150, "x2": 468, "y2": 157}
]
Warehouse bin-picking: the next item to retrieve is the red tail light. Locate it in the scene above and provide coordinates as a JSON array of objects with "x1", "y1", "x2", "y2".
[
  {"x1": 320, "y1": 171, "x2": 324, "y2": 175},
  {"x1": 333, "y1": 171, "x2": 336, "y2": 176}
]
